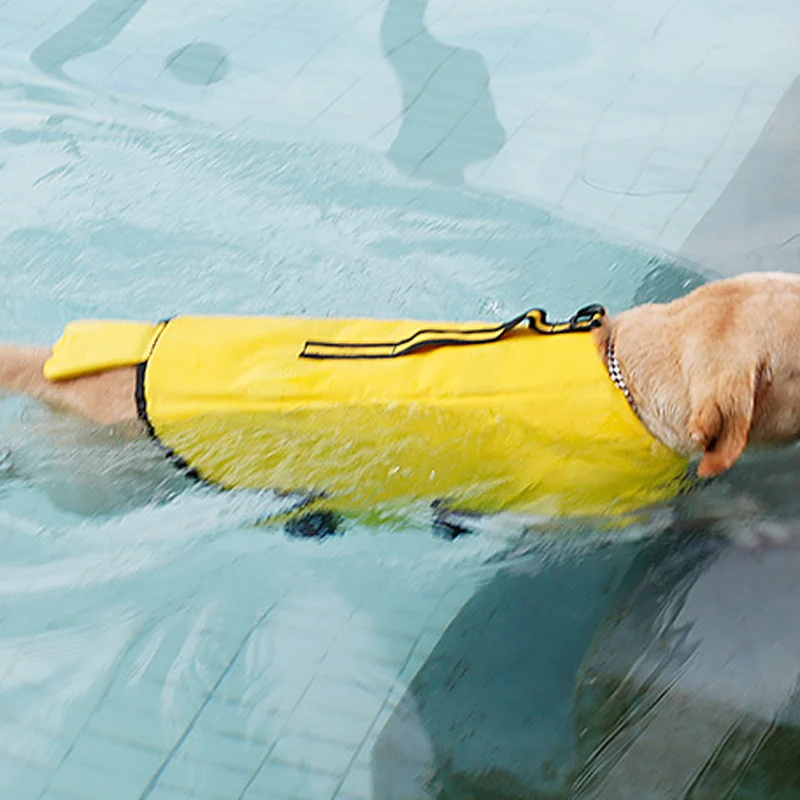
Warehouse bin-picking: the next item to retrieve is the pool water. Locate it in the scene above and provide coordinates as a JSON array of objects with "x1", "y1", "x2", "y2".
[{"x1": 2, "y1": 0, "x2": 800, "y2": 798}]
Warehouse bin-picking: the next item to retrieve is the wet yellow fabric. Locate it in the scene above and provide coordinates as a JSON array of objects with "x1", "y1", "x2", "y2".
[
  {"x1": 44, "y1": 320, "x2": 163, "y2": 380},
  {"x1": 44, "y1": 315, "x2": 689, "y2": 518}
]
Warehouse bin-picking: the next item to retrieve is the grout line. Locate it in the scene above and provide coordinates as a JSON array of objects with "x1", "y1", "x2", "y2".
[{"x1": 138, "y1": 603, "x2": 278, "y2": 800}]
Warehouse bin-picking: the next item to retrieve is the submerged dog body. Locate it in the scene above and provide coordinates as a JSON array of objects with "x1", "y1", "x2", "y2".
[{"x1": 2, "y1": 272, "x2": 799, "y2": 518}]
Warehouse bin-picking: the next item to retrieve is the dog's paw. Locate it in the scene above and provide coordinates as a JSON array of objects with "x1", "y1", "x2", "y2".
[
  {"x1": 431, "y1": 501, "x2": 478, "y2": 540},
  {"x1": 284, "y1": 509, "x2": 342, "y2": 539}
]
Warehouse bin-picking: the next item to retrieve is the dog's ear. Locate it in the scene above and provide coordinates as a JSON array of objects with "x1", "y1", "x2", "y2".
[{"x1": 689, "y1": 364, "x2": 763, "y2": 478}]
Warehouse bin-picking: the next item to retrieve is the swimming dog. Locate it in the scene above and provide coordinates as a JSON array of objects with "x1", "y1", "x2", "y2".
[{"x1": 1, "y1": 272, "x2": 799, "y2": 522}]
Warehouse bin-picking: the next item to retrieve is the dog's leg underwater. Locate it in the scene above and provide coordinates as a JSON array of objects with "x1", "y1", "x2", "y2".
[
  {"x1": 0, "y1": 343, "x2": 138, "y2": 425},
  {"x1": 0, "y1": 344, "x2": 54, "y2": 481},
  {"x1": 0, "y1": 344, "x2": 50, "y2": 399}
]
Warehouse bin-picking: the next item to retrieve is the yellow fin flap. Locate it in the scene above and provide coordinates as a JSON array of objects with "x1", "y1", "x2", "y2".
[{"x1": 43, "y1": 320, "x2": 162, "y2": 381}]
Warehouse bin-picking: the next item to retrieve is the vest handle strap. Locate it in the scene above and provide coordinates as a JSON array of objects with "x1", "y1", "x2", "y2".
[{"x1": 299, "y1": 304, "x2": 605, "y2": 360}]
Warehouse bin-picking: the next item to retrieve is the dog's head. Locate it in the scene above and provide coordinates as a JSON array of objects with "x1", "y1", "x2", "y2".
[{"x1": 683, "y1": 272, "x2": 800, "y2": 478}]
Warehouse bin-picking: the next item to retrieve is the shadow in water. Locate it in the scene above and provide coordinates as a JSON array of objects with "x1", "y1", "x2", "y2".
[
  {"x1": 164, "y1": 42, "x2": 230, "y2": 86},
  {"x1": 372, "y1": 542, "x2": 643, "y2": 799},
  {"x1": 380, "y1": 0, "x2": 506, "y2": 185},
  {"x1": 571, "y1": 532, "x2": 800, "y2": 800},
  {"x1": 31, "y1": 0, "x2": 146, "y2": 80},
  {"x1": 374, "y1": 484, "x2": 800, "y2": 799}
]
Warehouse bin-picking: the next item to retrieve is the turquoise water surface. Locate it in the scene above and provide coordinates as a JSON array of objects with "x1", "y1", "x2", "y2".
[{"x1": 2, "y1": 0, "x2": 800, "y2": 798}]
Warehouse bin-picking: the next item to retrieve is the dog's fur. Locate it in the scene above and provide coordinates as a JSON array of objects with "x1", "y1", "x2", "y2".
[
  {"x1": 2, "y1": 272, "x2": 800, "y2": 481},
  {"x1": 598, "y1": 272, "x2": 800, "y2": 478}
]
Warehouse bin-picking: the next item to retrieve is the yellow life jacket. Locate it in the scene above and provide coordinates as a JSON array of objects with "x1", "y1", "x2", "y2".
[{"x1": 43, "y1": 310, "x2": 689, "y2": 519}]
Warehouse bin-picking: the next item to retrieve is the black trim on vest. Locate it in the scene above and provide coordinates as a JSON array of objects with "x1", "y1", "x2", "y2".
[{"x1": 135, "y1": 320, "x2": 203, "y2": 483}]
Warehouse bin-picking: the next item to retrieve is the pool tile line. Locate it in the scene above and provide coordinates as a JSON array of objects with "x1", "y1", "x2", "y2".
[
  {"x1": 173, "y1": 726, "x2": 352, "y2": 778},
  {"x1": 33, "y1": 611, "x2": 178, "y2": 799},
  {"x1": 325, "y1": 607, "x2": 457, "y2": 799},
  {"x1": 654, "y1": 73, "x2": 758, "y2": 245},
  {"x1": 301, "y1": 0, "x2": 391, "y2": 131},
  {"x1": 137, "y1": 602, "x2": 279, "y2": 800},
  {"x1": 237, "y1": 0, "x2": 386, "y2": 134},
  {"x1": 234, "y1": 596, "x2": 448, "y2": 799}
]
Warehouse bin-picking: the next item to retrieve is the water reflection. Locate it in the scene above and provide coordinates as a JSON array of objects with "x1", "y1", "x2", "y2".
[
  {"x1": 380, "y1": 0, "x2": 506, "y2": 185},
  {"x1": 374, "y1": 462, "x2": 800, "y2": 799},
  {"x1": 633, "y1": 257, "x2": 707, "y2": 306},
  {"x1": 0, "y1": 110, "x2": 685, "y2": 333},
  {"x1": 30, "y1": 0, "x2": 146, "y2": 81},
  {"x1": 574, "y1": 533, "x2": 800, "y2": 799}
]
